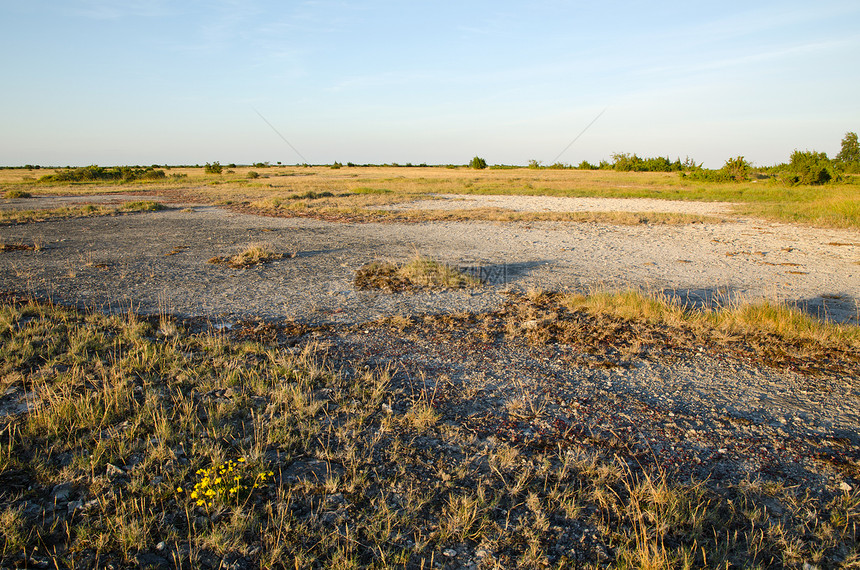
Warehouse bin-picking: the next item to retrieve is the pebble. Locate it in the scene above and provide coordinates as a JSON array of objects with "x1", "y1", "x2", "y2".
[{"x1": 105, "y1": 463, "x2": 125, "y2": 478}]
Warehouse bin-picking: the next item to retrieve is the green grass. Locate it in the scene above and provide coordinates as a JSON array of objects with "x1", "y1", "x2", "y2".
[{"x1": 0, "y1": 297, "x2": 858, "y2": 568}]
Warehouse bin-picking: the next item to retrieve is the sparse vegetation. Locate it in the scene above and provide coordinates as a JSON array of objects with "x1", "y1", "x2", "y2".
[
  {"x1": 3, "y1": 189, "x2": 32, "y2": 199},
  {"x1": 0, "y1": 297, "x2": 857, "y2": 568},
  {"x1": 0, "y1": 201, "x2": 166, "y2": 225}
]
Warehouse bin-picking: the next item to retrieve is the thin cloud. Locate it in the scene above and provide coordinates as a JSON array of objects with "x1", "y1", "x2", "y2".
[{"x1": 75, "y1": 0, "x2": 174, "y2": 20}]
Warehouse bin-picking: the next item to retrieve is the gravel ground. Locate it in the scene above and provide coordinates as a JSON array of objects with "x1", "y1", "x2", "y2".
[
  {"x1": 1, "y1": 198, "x2": 858, "y2": 324},
  {"x1": 1, "y1": 196, "x2": 859, "y2": 492}
]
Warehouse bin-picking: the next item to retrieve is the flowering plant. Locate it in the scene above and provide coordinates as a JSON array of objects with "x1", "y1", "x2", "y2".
[{"x1": 178, "y1": 458, "x2": 274, "y2": 509}]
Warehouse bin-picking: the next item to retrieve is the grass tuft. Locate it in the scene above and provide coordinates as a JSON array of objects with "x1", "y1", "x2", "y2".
[
  {"x1": 354, "y1": 254, "x2": 481, "y2": 292},
  {"x1": 208, "y1": 244, "x2": 285, "y2": 268}
]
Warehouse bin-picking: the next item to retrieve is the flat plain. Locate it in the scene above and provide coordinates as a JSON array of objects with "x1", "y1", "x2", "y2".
[{"x1": 1, "y1": 166, "x2": 859, "y2": 569}]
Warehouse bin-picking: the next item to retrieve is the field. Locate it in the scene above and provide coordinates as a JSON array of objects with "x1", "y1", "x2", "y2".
[
  {"x1": 3, "y1": 165, "x2": 860, "y2": 228},
  {"x1": 1, "y1": 166, "x2": 859, "y2": 568}
]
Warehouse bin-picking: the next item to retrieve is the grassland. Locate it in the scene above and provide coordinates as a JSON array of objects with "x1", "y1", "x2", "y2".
[
  {"x1": 3, "y1": 165, "x2": 860, "y2": 228},
  {"x1": 1, "y1": 296, "x2": 858, "y2": 568}
]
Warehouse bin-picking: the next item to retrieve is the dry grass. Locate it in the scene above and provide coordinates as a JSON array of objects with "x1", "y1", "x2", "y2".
[
  {"x1": 207, "y1": 243, "x2": 286, "y2": 269},
  {"x1": 0, "y1": 201, "x2": 166, "y2": 225},
  {"x1": 562, "y1": 288, "x2": 860, "y2": 352},
  {"x1": 354, "y1": 254, "x2": 482, "y2": 292},
  {"x1": 0, "y1": 299, "x2": 857, "y2": 568}
]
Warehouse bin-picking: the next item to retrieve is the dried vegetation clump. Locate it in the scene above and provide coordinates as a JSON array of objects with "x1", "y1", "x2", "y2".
[
  {"x1": 207, "y1": 244, "x2": 288, "y2": 269},
  {"x1": 354, "y1": 255, "x2": 482, "y2": 292},
  {"x1": 0, "y1": 298, "x2": 858, "y2": 568}
]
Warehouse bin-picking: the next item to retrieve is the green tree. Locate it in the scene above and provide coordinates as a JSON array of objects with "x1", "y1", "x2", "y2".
[
  {"x1": 836, "y1": 131, "x2": 859, "y2": 164},
  {"x1": 470, "y1": 156, "x2": 488, "y2": 169}
]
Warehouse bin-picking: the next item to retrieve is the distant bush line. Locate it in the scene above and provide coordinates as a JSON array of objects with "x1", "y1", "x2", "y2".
[{"x1": 39, "y1": 165, "x2": 166, "y2": 183}]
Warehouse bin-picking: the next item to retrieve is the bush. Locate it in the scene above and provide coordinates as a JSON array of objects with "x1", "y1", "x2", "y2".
[
  {"x1": 204, "y1": 162, "x2": 223, "y2": 174},
  {"x1": 470, "y1": 156, "x2": 488, "y2": 169},
  {"x1": 721, "y1": 156, "x2": 751, "y2": 182},
  {"x1": 779, "y1": 150, "x2": 838, "y2": 185},
  {"x1": 577, "y1": 160, "x2": 598, "y2": 170},
  {"x1": 247, "y1": 171, "x2": 260, "y2": 179},
  {"x1": 610, "y1": 153, "x2": 683, "y2": 172},
  {"x1": 39, "y1": 165, "x2": 165, "y2": 183}
]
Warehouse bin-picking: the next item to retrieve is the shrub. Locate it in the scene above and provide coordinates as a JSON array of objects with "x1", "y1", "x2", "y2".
[
  {"x1": 469, "y1": 156, "x2": 487, "y2": 169},
  {"x1": 204, "y1": 162, "x2": 223, "y2": 174},
  {"x1": 721, "y1": 156, "x2": 751, "y2": 182},
  {"x1": 577, "y1": 160, "x2": 598, "y2": 170},
  {"x1": 247, "y1": 171, "x2": 259, "y2": 179},
  {"x1": 39, "y1": 165, "x2": 165, "y2": 183},
  {"x1": 611, "y1": 153, "x2": 683, "y2": 172},
  {"x1": 780, "y1": 150, "x2": 839, "y2": 185}
]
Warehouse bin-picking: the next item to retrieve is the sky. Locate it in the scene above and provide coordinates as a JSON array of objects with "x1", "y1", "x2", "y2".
[{"x1": 1, "y1": 1, "x2": 858, "y2": 168}]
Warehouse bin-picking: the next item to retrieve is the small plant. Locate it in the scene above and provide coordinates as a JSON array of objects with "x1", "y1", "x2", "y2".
[
  {"x1": 208, "y1": 244, "x2": 284, "y2": 268},
  {"x1": 4, "y1": 189, "x2": 32, "y2": 199},
  {"x1": 354, "y1": 255, "x2": 481, "y2": 292},
  {"x1": 204, "y1": 162, "x2": 223, "y2": 175},
  {"x1": 247, "y1": 171, "x2": 260, "y2": 179},
  {"x1": 181, "y1": 458, "x2": 273, "y2": 510}
]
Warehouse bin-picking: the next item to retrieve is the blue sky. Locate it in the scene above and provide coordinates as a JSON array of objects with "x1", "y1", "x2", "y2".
[{"x1": 2, "y1": 1, "x2": 858, "y2": 168}]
